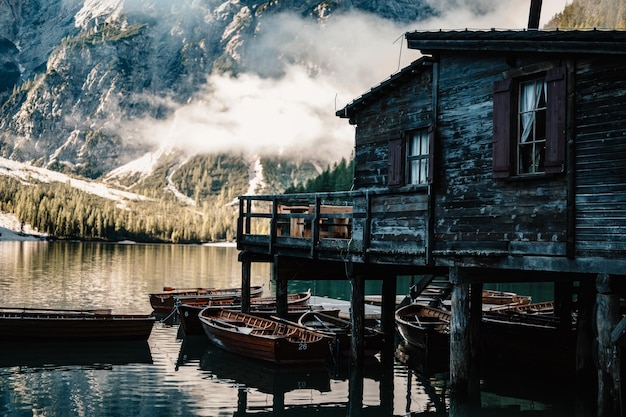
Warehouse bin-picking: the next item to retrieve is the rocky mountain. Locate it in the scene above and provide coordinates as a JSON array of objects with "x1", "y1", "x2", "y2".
[
  {"x1": 0, "y1": 1, "x2": 570, "y2": 241},
  {"x1": 0, "y1": 0, "x2": 436, "y2": 189}
]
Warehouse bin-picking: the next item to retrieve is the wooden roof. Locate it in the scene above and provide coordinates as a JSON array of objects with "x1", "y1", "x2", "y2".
[
  {"x1": 405, "y1": 29, "x2": 626, "y2": 55},
  {"x1": 336, "y1": 56, "x2": 433, "y2": 120}
]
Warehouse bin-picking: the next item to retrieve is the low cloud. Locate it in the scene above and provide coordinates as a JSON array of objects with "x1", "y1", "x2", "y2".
[
  {"x1": 127, "y1": 0, "x2": 566, "y2": 165},
  {"x1": 133, "y1": 66, "x2": 355, "y2": 163}
]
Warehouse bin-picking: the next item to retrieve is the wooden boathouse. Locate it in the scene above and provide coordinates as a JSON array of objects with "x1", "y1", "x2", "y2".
[{"x1": 235, "y1": 12, "x2": 626, "y2": 417}]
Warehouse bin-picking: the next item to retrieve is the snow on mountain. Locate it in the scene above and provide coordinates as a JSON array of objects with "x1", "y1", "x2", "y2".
[
  {"x1": 0, "y1": 157, "x2": 148, "y2": 208},
  {"x1": 0, "y1": 212, "x2": 46, "y2": 240},
  {"x1": 0, "y1": 0, "x2": 567, "y2": 201},
  {"x1": 104, "y1": 146, "x2": 172, "y2": 184},
  {"x1": 74, "y1": 0, "x2": 124, "y2": 29}
]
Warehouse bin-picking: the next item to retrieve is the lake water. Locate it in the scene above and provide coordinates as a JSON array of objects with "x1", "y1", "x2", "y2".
[{"x1": 0, "y1": 241, "x2": 580, "y2": 416}]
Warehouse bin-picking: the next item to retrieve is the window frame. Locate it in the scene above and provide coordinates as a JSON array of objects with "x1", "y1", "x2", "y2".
[
  {"x1": 516, "y1": 75, "x2": 547, "y2": 175},
  {"x1": 493, "y1": 66, "x2": 566, "y2": 179},
  {"x1": 406, "y1": 128, "x2": 431, "y2": 185},
  {"x1": 388, "y1": 126, "x2": 434, "y2": 187}
]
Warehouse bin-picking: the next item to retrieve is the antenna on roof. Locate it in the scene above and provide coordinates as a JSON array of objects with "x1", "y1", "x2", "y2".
[
  {"x1": 528, "y1": 0, "x2": 543, "y2": 30},
  {"x1": 393, "y1": 33, "x2": 404, "y2": 73}
]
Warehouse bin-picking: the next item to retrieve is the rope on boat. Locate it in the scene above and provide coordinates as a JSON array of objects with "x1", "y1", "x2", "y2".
[
  {"x1": 329, "y1": 337, "x2": 339, "y2": 376},
  {"x1": 161, "y1": 305, "x2": 179, "y2": 323}
]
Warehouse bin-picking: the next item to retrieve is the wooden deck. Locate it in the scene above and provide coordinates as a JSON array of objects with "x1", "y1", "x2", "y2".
[{"x1": 237, "y1": 189, "x2": 430, "y2": 266}]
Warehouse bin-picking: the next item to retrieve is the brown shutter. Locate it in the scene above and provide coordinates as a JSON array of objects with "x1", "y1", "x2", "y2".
[
  {"x1": 428, "y1": 125, "x2": 435, "y2": 184},
  {"x1": 545, "y1": 67, "x2": 566, "y2": 174},
  {"x1": 388, "y1": 133, "x2": 404, "y2": 187},
  {"x1": 493, "y1": 78, "x2": 512, "y2": 179}
]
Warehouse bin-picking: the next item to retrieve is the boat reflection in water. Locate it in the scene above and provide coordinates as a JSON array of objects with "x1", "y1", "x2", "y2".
[
  {"x1": 0, "y1": 340, "x2": 153, "y2": 370},
  {"x1": 199, "y1": 342, "x2": 332, "y2": 395},
  {"x1": 175, "y1": 332, "x2": 394, "y2": 417}
]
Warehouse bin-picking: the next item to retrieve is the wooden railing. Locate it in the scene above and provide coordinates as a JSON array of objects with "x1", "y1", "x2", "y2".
[{"x1": 237, "y1": 188, "x2": 430, "y2": 263}]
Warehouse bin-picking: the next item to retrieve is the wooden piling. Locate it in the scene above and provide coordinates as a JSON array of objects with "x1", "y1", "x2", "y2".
[
  {"x1": 381, "y1": 274, "x2": 397, "y2": 340},
  {"x1": 576, "y1": 277, "x2": 596, "y2": 413},
  {"x1": 241, "y1": 259, "x2": 251, "y2": 313},
  {"x1": 349, "y1": 264, "x2": 365, "y2": 369},
  {"x1": 274, "y1": 255, "x2": 288, "y2": 318},
  {"x1": 380, "y1": 275, "x2": 397, "y2": 413},
  {"x1": 596, "y1": 273, "x2": 622, "y2": 417},
  {"x1": 449, "y1": 267, "x2": 470, "y2": 395},
  {"x1": 469, "y1": 281, "x2": 482, "y2": 396}
]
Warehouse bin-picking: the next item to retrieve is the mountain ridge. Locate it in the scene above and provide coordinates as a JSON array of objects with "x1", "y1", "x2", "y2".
[{"x1": 0, "y1": 0, "x2": 573, "y2": 242}]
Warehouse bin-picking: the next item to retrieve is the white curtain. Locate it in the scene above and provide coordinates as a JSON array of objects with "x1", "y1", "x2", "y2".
[{"x1": 520, "y1": 80, "x2": 546, "y2": 143}]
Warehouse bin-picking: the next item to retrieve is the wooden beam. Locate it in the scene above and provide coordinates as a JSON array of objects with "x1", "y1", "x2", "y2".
[
  {"x1": 576, "y1": 278, "x2": 597, "y2": 414},
  {"x1": 596, "y1": 273, "x2": 622, "y2": 417},
  {"x1": 469, "y1": 282, "x2": 482, "y2": 396},
  {"x1": 241, "y1": 260, "x2": 251, "y2": 313},
  {"x1": 274, "y1": 255, "x2": 288, "y2": 318},
  {"x1": 449, "y1": 267, "x2": 470, "y2": 395},
  {"x1": 349, "y1": 264, "x2": 365, "y2": 370},
  {"x1": 381, "y1": 273, "x2": 397, "y2": 343}
]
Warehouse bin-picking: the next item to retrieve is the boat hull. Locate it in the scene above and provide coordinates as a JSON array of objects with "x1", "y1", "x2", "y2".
[
  {"x1": 199, "y1": 309, "x2": 331, "y2": 365},
  {"x1": 178, "y1": 291, "x2": 313, "y2": 336},
  {"x1": 297, "y1": 311, "x2": 385, "y2": 357},
  {"x1": 395, "y1": 304, "x2": 450, "y2": 354},
  {"x1": 150, "y1": 285, "x2": 264, "y2": 313},
  {"x1": 0, "y1": 309, "x2": 155, "y2": 341}
]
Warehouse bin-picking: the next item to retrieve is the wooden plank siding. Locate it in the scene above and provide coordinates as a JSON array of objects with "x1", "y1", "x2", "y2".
[
  {"x1": 574, "y1": 58, "x2": 626, "y2": 258},
  {"x1": 433, "y1": 54, "x2": 568, "y2": 257},
  {"x1": 352, "y1": 66, "x2": 433, "y2": 189},
  {"x1": 368, "y1": 193, "x2": 428, "y2": 259}
]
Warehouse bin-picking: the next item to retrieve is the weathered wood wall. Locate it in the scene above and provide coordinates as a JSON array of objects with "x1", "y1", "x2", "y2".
[
  {"x1": 239, "y1": 51, "x2": 626, "y2": 275},
  {"x1": 575, "y1": 58, "x2": 626, "y2": 259},
  {"x1": 433, "y1": 54, "x2": 568, "y2": 257},
  {"x1": 367, "y1": 193, "x2": 428, "y2": 260},
  {"x1": 352, "y1": 67, "x2": 432, "y2": 189}
]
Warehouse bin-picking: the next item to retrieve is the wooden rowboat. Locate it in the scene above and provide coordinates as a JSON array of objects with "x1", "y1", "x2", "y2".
[
  {"x1": 149, "y1": 285, "x2": 264, "y2": 313},
  {"x1": 297, "y1": 311, "x2": 385, "y2": 357},
  {"x1": 178, "y1": 290, "x2": 312, "y2": 335},
  {"x1": 198, "y1": 308, "x2": 332, "y2": 365},
  {"x1": 481, "y1": 290, "x2": 532, "y2": 307},
  {"x1": 0, "y1": 307, "x2": 155, "y2": 341},
  {"x1": 480, "y1": 306, "x2": 576, "y2": 373},
  {"x1": 395, "y1": 303, "x2": 450, "y2": 353},
  {"x1": 483, "y1": 300, "x2": 554, "y2": 314}
]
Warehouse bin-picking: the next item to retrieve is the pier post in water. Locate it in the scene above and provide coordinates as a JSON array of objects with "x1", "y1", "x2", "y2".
[
  {"x1": 380, "y1": 274, "x2": 397, "y2": 413},
  {"x1": 449, "y1": 267, "x2": 470, "y2": 396},
  {"x1": 576, "y1": 277, "x2": 596, "y2": 413},
  {"x1": 348, "y1": 263, "x2": 365, "y2": 369},
  {"x1": 241, "y1": 257, "x2": 251, "y2": 313},
  {"x1": 596, "y1": 273, "x2": 622, "y2": 417},
  {"x1": 274, "y1": 255, "x2": 288, "y2": 318}
]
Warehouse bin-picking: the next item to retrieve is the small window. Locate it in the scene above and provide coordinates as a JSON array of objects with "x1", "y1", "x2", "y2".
[
  {"x1": 493, "y1": 67, "x2": 566, "y2": 179},
  {"x1": 517, "y1": 77, "x2": 547, "y2": 174},
  {"x1": 388, "y1": 127, "x2": 433, "y2": 187},
  {"x1": 407, "y1": 129, "x2": 429, "y2": 184}
]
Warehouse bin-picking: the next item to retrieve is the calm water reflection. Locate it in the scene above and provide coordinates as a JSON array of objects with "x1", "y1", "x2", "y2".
[{"x1": 0, "y1": 241, "x2": 577, "y2": 416}]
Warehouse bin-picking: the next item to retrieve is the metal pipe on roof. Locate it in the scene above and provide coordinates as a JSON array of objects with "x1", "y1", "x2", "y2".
[{"x1": 528, "y1": 0, "x2": 543, "y2": 30}]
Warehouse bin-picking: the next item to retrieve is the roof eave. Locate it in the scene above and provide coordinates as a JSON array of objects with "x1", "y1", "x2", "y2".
[
  {"x1": 336, "y1": 57, "x2": 433, "y2": 120},
  {"x1": 406, "y1": 39, "x2": 626, "y2": 55}
]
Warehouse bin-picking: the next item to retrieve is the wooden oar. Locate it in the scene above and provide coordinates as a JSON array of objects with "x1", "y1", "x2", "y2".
[
  {"x1": 210, "y1": 318, "x2": 255, "y2": 335},
  {"x1": 1, "y1": 306, "x2": 111, "y2": 315}
]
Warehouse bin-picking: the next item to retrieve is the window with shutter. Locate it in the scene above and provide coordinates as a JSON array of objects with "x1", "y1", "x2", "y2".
[
  {"x1": 493, "y1": 79, "x2": 512, "y2": 178},
  {"x1": 492, "y1": 67, "x2": 566, "y2": 178},
  {"x1": 545, "y1": 67, "x2": 566, "y2": 174},
  {"x1": 388, "y1": 127, "x2": 432, "y2": 187},
  {"x1": 388, "y1": 134, "x2": 404, "y2": 186}
]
